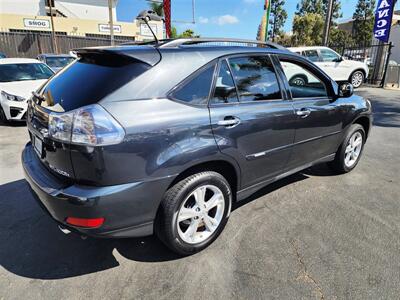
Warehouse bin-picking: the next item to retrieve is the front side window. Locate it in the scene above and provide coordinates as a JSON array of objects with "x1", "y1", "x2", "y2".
[
  {"x1": 210, "y1": 60, "x2": 238, "y2": 104},
  {"x1": 320, "y1": 49, "x2": 340, "y2": 62},
  {"x1": 170, "y1": 63, "x2": 216, "y2": 105},
  {"x1": 303, "y1": 50, "x2": 320, "y2": 62},
  {"x1": 0, "y1": 63, "x2": 53, "y2": 82},
  {"x1": 228, "y1": 56, "x2": 281, "y2": 102},
  {"x1": 280, "y1": 60, "x2": 328, "y2": 99}
]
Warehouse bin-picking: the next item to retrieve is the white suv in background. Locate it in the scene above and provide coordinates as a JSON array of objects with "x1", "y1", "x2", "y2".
[
  {"x1": 288, "y1": 46, "x2": 369, "y2": 88},
  {"x1": 0, "y1": 58, "x2": 54, "y2": 123}
]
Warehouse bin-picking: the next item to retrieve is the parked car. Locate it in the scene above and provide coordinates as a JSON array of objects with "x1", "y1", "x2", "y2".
[
  {"x1": 22, "y1": 38, "x2": 372, "y2": 255},
  {"x1": 36, "y1": 53, "x2": 75, "y2": 73},
  {"x1": 0, "y1": 58, "x2": 54, "y2": 123},
  {"x1": 289, "y1": 46, "x2": 369, "y2": 88}
]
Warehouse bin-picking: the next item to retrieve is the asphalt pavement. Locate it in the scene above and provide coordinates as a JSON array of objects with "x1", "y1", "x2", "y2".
[{"x1": 0, "y1": 87, "x2": 399, "y2": 299}]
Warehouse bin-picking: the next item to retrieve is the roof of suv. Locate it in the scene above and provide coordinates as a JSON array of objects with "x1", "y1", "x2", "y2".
[{"x1": 76, "y1": 38, "x2": 292, "y2": 66}]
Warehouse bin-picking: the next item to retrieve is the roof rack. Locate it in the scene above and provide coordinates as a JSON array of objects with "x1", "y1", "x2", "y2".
[
  {"x1": 158, "y1": 38, "x2": 286, "y2": 50},
  {"x1": 120, "y1": 38, "x2": 286, "y2": 50}
]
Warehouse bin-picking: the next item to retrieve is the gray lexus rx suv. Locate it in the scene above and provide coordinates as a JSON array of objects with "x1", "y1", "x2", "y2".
[{"x1": 22, "y1": 38, "x2": 372, "y2": 255}]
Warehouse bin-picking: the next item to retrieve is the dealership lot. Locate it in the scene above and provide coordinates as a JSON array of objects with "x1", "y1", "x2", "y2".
[{"x1": 0, "y1": 87, "x2": 399, "y2": 299}]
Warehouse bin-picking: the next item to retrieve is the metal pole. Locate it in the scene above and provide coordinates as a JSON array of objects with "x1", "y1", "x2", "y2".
[
  {"x1": 108, "y1": 0, "x2": 115, "y2": 46},
  {"x1": 380, "y1": 42, "x2": 393, "y2": 87},
  {"x1": 49, "y1": 1, "x2": 58, "y2": 53},
  {"x1": 192, "y1": 0, "x2": 195, "y2": 23},
  {"x1": 322, "y1": 0, "x2": 334, "y2": 46}
]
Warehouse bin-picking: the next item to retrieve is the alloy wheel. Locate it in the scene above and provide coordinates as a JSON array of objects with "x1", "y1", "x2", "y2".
[
  {"x1": 177, "y1": 184, "x2": 225, "y2": 244},
  {"x1": 344, "y1": 131, "x2": 363, "y2": 168},
  {"x1": 351, "y1": 71, "x2": 364, "y2": 88}
]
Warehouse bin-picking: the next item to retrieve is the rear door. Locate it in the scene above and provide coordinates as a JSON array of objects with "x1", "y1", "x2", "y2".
[
  {"x1": 209, "y1": 54, "x2": 296, "y2": 189},
  {"x1": 276, "y1": 54, "x2": 344, "y2": 168}
]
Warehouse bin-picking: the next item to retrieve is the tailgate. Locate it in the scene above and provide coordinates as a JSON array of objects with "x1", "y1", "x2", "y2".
[{"x1": 27, "y1": 98, "x2": 75, "y2": 180}]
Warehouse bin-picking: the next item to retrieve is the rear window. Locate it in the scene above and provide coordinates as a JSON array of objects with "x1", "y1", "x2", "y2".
[
  {"x1": 0, "y1": 63, "x2": 53, "y2": 82},
  {"x1": 40, "y1": 55, "x2": 150, "y2": 111}
]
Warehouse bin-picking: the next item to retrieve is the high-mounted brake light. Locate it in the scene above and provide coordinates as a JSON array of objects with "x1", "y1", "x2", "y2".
[
  {"x1": 66, "y1": 217, "x2": 105, "y2": 228},
  {"x1": 48, "y1": 104, "x2": 125, "y2": 146}
]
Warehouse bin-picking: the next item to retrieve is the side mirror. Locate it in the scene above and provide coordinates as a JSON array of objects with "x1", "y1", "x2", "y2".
[
  {"x1": 339, "y1": 82, "x2": 354, "y2": 98},
  {"x1": 334, "y1": 56, "x2": 343, "y2": 62}
]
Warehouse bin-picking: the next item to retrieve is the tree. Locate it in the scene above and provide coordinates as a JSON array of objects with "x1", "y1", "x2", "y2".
[
  {"x1": 178, "y1": 29, "x2": 200, "y2": 38},
  {"x1": 323, "y1": 0, "x2": 342, "y2": 25},
  {"x1": 149, "y1": 2, "x2": 164, "y2": 17},
  {"x1": 294, "y1": 0, "x2": 342, "y2": 45},
  {"x1": 268, "y1": 0, "x2": 288, "y2": 42},
  {"x1": 170, "y1": 26, "x2": 178, "y2": 38},
  {"x1": 292, "y1": 13, "x2": 325, "y2": 46},
  {"x1": 295, "y1": 0, "x2": 323, "y2": 16},
  {"x1": 352, "y1": 0, "x2": 376, "y2": 46},
  {"x1": 329, "y1": 27, "x2": 356, "y2": 47}
]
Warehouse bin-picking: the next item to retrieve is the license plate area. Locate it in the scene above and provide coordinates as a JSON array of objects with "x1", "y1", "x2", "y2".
[{"x1": 33, "y1": 135, "x2": 43, "y2": 157}]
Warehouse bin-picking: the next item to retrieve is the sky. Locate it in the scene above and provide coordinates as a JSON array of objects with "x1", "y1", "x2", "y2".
[{"x1": 116, "y1": 0, "x2": 400, "y2": 39}]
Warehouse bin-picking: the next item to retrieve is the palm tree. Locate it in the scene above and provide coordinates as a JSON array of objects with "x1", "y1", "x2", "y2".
[{"x1": 148, "y1": 1, "x2": 164, "y2": 17}]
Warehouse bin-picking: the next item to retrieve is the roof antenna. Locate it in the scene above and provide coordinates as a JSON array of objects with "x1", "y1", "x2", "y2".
[{"x1": 136, "y1": 10, "x2": 163, "y2": 45}]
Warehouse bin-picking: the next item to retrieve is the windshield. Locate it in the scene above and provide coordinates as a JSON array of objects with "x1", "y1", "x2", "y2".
[
  {"x1": 45, "y1": 57, "x2": 75, "y2": 68},
  {"x1": 0, "y1": 63, "x2": 53, "y2": 82}
]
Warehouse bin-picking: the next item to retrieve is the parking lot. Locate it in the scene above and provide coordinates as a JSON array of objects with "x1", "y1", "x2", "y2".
[{"x1": 0, "y1": 87, "x2": 399, "y2": 299}]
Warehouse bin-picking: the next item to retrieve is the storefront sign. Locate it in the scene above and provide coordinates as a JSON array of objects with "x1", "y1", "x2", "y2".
[
  {"x1": 23, "y1": 18, "x2": 50, "y2": 29},
  {"x1": 98, "y1": 24, "x2": 122, "y2": 33},
  {"x1": 140, "y1": 23, "x2": 158, "y2": 36},
  {"x1": 373, "y1": 0, "x2": 394, "y2": 42}
]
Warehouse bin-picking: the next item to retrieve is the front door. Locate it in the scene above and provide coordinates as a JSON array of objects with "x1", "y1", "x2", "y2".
[
  {"x1": 277, "y1": 55, "x2": 344, "y2": 168},
  {"x1": 316, "y1": 48, "x2": 350, "y2": 81},
  {"x1": 209, "y1": 55, "x2": 296, "y2": 189}
]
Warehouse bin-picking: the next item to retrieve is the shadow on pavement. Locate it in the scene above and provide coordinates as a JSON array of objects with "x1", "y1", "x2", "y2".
[
  {"x1": 0, "y1": 179, "x2": 180, "y2": 280},
  {"x1": 0, "y1": 164, "x2": 333, "y2": 280}
]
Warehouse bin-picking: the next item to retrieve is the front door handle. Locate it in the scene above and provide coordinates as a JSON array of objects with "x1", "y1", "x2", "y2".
[
  {"x1": 296, "y1": 108, "x2": 311, "y2": 118},
  {"x1": 217, "y1": 116, "x2": 241, "y2": 128}
]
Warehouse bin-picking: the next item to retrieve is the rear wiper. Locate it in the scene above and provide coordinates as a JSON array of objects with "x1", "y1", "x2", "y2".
[{"x1": 32, "y1": 91, "x2": 45, "y2": 105}]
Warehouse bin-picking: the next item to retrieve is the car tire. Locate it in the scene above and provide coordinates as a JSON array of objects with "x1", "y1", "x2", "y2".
[
  {"x1": 328, "y1": 124, "x2": 366, "y2": 174},
  {"x1": 0, "y1": 106, "x2": 8, "y2": 124},
  {"x1": 350, "y1": 70, "x2": 364, "y2": 88},
  {"x1": 155, "y1": 171, "x2": 232, "y2": 255},
  {"x1": 289, "y1": 75, "x2": 307, "y2": 86}
]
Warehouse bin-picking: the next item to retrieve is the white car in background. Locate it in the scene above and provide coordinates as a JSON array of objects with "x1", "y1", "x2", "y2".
[
  {"x1": 288, "y1": 46, "x2": 369, "y2": 88},
  {"x1": 0, "y1": 58, "x2": 54, "y2": 123}
]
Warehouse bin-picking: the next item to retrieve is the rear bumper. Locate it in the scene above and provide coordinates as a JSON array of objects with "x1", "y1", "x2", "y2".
[{"x1": 22, "y1": 143, "x2": 173, "y2": 238}]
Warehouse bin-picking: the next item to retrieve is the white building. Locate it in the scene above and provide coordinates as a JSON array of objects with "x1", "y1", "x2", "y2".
[{"x1": 0, "y1": 0, "x2": 117, "y2": 21}]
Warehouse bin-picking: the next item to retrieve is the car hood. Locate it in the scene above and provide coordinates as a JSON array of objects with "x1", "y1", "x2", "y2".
[{"x1": 0, "y1": 79, "x2": 48, "y2": 100}]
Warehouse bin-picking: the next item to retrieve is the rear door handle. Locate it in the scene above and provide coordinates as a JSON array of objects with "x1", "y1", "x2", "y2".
[
  {"x1": 296, "y1": 108, "x2": 311, "y2": 118},
  {"x1": 217, "y1": 116, "x2": 241, "y2": 128}
]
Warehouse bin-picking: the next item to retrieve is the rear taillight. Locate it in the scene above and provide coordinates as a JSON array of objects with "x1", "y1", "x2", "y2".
[{"x1": 48, "y1": 104, "x2": 124, "y2": 146}]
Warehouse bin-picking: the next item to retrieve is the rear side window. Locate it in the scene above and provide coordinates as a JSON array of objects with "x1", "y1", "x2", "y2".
[
  {"x1": 40, "y1": 55, "x2": 150, "y2": 111},
  {"x1": 170, "y1": 64, "x2": 216, "y2": 105},
  {"x1": 210, "y1": 60, "x2": 239, "y2": 104},
  {"x1": 228, "y1": 56, "x2": 281, "y2": 102}
]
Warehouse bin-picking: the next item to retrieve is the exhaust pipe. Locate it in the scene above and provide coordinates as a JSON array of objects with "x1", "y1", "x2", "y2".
[{"x1": 58, "y1": 225, "x2": 71, "y2": 234}]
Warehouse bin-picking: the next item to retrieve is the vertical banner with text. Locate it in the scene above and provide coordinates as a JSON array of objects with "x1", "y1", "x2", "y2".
[{"x1": 373, "y1": 0, "x2": 395, "y2": 42}]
